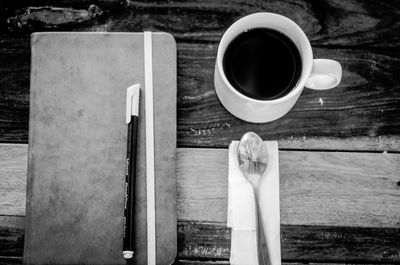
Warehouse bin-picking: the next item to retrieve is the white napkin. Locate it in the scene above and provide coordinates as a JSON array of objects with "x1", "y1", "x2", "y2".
[{"x1": 227, "y1": 141, "x2": 281, "y2": 265}]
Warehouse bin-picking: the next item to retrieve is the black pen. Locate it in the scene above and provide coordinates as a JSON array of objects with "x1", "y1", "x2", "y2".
[{"x1": 123, "y1": 84, "x2": 140, "y2": 260}]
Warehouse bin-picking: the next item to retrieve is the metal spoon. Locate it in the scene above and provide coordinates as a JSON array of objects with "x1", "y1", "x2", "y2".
[{"x1": 238, "y1": 132, "x2": 269, "y2": 265}]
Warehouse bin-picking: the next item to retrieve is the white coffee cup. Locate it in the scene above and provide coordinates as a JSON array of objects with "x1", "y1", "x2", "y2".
[{"x1": 214, "y1": 13, "x2": 342, "y2": 123}]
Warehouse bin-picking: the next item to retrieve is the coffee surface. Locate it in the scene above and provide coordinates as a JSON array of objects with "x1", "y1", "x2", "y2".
[{"x1": 223, "y1": 28, "x2": 302, "y2": 100}]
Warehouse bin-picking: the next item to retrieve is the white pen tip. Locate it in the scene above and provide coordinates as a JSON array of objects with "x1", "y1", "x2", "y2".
[
  {"x1": 123, "y1": 250, "x2": 134, "y2": 259},
  {"x1": 126, "y1": 84, "x2": 141, "y2": 123}
]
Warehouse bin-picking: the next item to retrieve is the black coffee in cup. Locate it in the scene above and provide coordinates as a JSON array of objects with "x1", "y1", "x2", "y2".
[{"x1": 223, "y1": 28, "x2": 302, "y2": 100}]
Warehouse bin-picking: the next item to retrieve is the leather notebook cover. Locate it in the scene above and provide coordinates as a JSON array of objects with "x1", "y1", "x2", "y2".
[{"x1": 24, "y1": 32, "x2": 177, "y2": 265}]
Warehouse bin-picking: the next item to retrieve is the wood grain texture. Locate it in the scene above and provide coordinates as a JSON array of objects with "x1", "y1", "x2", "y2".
[
  {"x1": 174, "y1": 261, "x2": 228, "y2": 265},
  {"x1": 178, "y1": 222, "x2": 400, "y2": 263},
  {"x1": 1, "y1": 144, "x2": 400, "y2": 228},
  {"x1": 0, "y1": 257, "x2": 23, "y2": 265},
  {"x1": 277, "y1": 135, "x2": 400, "y2": 151},
  {"x1": 0, "y1": 216, "x2": 24, "y2": 257},
  {"x1": 176, "y1": 263, "x2": 396, "y2": 265},
  {"x1": 175, "y1": 262, "x2": 358, "y2": 265},
  {"x1": 1, "y1": 1, "x2": 400, "y2": 262},
  {"x1": 1, "y1": 216, "x2": 399, "y2": 264},
  {"x1": 1, "y1": 0, "x2": 400, "y2": 149},
  {"x1": 6, "y1": 6, "x2": 104, "y2": 31},
  {"x1": 1, "y1": 39, "x2": 400, "y2": 150},
  {"x1": 177, "y1": 148, "x2": 400, "y2": 228},
  {"x1": 0, "y1": 145, "x2": 26, "y2": 216},
  {"x1": 0, "y1": 36, "x2": 30, "y2": 144},
  {"x1": 177, "y1": 44, "x2": 400, "y2": 149},
  {"x1": 1, "y1": 0, "x2": 399, "y2": 47}
]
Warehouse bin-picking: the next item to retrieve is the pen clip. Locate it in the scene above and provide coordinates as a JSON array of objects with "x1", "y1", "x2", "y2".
[{"x1": 126, "y1": 84, "x2": 141, "y2": 124}]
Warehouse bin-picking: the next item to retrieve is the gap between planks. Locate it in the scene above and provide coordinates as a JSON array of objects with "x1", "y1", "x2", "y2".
[{"x1": 1, "y1": 144, "x2": 400, "y2": 228}]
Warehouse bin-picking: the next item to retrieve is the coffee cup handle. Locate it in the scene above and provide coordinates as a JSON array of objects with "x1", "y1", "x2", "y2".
[{"x1": 305, "y1": 59, "x2": 342, "y2": 90}]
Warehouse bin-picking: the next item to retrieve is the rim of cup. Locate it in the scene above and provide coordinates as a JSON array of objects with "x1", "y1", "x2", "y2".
[{"x1": 216, "y1": 12, "x2": 313, "y2": 104}]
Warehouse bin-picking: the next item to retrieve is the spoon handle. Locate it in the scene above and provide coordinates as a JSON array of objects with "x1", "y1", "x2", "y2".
[{"x1": 254, "y1": 190, "x2": 270, "y2": 265}]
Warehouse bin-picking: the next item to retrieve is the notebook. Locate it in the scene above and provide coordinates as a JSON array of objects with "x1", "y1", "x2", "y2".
[{"x1": 24, "y1": 32, "x2": 177, "y2": 265}]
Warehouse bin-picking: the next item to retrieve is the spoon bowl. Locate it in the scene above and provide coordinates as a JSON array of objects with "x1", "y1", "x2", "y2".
[{"x1": 238, "y1": 132, "x2": 268, "y2": 185}]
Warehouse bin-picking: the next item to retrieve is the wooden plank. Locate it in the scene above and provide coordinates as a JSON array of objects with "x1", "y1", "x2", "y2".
[
  {"x1": 1, "y1": 144, "x2": 400, "y2": 228},
  {"x1": 177, "y1": 44, "x2": 400, "y2": 150},
  {"x1": 178, "y1": 148, "x2": 400, "y2": 228},
  {"x1": 0, "y1": 36, "x2": 30, "y2": 144},
  {"x1": 1, "y1": 39, "x2": 400, "y2": 150},
  {"x1": 0, "y1": 257, "x2": 23, "y2": 265},
  {"x1": 1, "y1": 258, "x2": 396, "y2": 265},
  {"x1": 2, "y1": 0, "x2": 399, "y2": 47},
  {"x1": 175, "y1": 261, "x2": 229, "y2": 265},
  {"x1": 177, "y1": 222, "x2": 400, "y2": 263},
  {"x1": 0, "y1": 216, "x2": 24, "y2": 257},
  {"x1": 0, "y1": 145, "x2": 26, "y2": 216},
  {"x1": 176, "y1": 262, "x2": 395, "y2": 265},
  {"x1": 0, "y1": 216, "x2": 399, "y2": 263}
]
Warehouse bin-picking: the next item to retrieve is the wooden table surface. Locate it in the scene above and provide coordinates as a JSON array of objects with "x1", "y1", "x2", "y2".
[{"x1": 1, "y1": 1, "x2": 400, "y2": 264}]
